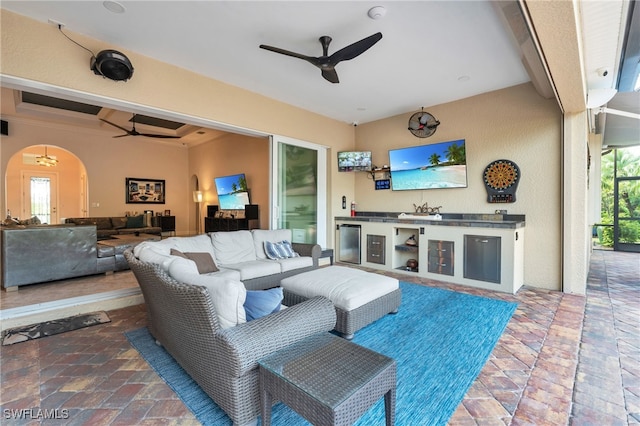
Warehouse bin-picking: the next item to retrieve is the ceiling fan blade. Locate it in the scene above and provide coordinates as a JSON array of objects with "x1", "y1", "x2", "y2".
[
  {"x1": 321, "y1": 68, "x2": 340, "y2": 84},
  {"x1": 328, "y1": 32, "x2": 382, "y2": 65},
  {"x1": 259, "y1": 44, "x2": 317, "y2": 64},
  {"x1": 113, "y1": 134, "x2": 129, "y2": 138},
  {"x1": 100, "y1": 118, "x2": 132, "y2": 134}
]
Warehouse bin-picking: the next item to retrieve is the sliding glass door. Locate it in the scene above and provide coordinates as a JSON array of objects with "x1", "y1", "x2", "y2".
[{"x1": 271, "y1": 135, "x2": 327, "y2": 247}]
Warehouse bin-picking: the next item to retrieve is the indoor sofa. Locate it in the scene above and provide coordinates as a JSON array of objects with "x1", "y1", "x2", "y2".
[
  {"x1": 124, "y1": 249, "x2": 336, "y2": 426},
  {"x1": 133, "y1": 229, "x2": 321, "y2": 290},
  {"x1": 1, "y1": 224, "x2": 134, "y2": 290},
  {"x1": 65, "y1": 215, "x2": 161, "y2": 239}
]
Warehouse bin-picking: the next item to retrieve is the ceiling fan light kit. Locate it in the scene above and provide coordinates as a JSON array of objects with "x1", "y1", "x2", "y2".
[{"x1": 408, "y1": 108, "x2": 441, "y2": 138}]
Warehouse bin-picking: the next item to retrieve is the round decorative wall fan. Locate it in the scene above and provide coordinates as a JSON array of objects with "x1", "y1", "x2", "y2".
[{"x1": 408, "y1": 109, "x2": 440, "y2": 138}]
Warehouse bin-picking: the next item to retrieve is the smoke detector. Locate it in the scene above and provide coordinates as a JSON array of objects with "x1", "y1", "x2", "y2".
[{"x1": 368, "y1": 6, "x2": 387, "y2": 20}]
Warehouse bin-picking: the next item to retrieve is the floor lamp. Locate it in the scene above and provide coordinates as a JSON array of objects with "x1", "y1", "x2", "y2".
[{"x1": 193, "y1": 191, "x2": 203, "y2": 234}]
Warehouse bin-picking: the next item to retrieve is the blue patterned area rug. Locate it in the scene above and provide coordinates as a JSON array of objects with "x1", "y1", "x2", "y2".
[{"x1": 125, "y1": 282, "x2": 517, "y2": 425}]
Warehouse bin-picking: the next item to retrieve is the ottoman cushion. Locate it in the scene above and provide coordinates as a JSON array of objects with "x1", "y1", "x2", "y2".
[{"x1": 280, "y1": 266, "x2": 399, "y2": 311}]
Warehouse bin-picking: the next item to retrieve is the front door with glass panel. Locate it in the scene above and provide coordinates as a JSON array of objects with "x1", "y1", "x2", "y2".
[{"x1": 21, "y1": 171, "x2": 58, "y2": 224}]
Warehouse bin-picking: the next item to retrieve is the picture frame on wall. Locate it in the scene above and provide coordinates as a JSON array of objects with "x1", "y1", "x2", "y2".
[{"x1": 126, "y1": 177, "x2": 165, "y2": 204}]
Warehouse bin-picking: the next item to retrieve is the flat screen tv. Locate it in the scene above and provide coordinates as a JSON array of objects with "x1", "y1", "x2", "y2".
[
  {"x1": 338, "y1": 151, "x2": 372, "y2": 172},
  {"x1": 214, "y1": 173, "x2": 250, "y2": 210},
  {"x1": 389, "y1": 139, "x2": 468, "y2": 190}
]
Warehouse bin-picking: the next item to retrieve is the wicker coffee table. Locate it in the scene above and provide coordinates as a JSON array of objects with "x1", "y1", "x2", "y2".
[{"x1": 258, "y1": 333, "x2": 396, "y2": 426}]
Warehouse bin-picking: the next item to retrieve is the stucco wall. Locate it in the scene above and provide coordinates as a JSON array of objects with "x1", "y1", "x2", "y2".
[{"x1": 354, "y1": 83, "x2": 562, "y2": 290}]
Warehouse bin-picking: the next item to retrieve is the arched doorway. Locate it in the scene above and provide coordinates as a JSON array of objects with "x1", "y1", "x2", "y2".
[{"x1": 5, "y1": 145, "x2": 88, "y2": 223}]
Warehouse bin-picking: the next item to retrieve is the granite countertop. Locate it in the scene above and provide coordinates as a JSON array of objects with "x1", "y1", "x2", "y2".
[{"x1": 335, "y1": 212, "x2": 525, "y2": 229}]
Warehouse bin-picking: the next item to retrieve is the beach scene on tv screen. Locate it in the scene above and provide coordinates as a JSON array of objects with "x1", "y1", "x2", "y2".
[
  {"x1": 389, "y1": 139, "x2": 467, "y2": 190},
  {"x1": 215, "y1": 174, "x2": 250, "y2": 209}
]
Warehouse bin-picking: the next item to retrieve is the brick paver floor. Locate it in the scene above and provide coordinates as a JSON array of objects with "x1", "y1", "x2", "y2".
[{"x1": 1, "y1": 250, "x2": 637, "y2": 425}]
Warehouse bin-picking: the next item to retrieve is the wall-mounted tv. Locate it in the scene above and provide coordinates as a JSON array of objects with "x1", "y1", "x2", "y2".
[
  {"x1": 214, "y1": 173, "x2": 250, "y2": 210},
  {"x1": 338, "y1": 151, "x2": 372, "y2": 172},
  {"x1": 389, "y1": 139, "x2": 467, "y2": 190}
]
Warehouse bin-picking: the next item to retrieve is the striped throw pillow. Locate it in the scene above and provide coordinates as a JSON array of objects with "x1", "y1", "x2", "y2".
[{"x1": 264, "y1": 240, "x2": 299, "y2": 260}]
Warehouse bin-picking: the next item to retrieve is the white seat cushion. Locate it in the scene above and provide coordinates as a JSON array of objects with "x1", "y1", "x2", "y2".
[
  {"x1": 280, "y1": 266, "x2": 399, "y2": 311},
  {"x1": 222, "y1": 260, "x2": 282, "y2": 280},
  {"x1": 277, "y1": 256, "x2": 313, "y2": 273}
]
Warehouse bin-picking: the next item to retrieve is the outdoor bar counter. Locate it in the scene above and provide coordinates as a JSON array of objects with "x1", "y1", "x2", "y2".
[{"x1": 335, "y1": 212, "x2": 526, "y2": 294}]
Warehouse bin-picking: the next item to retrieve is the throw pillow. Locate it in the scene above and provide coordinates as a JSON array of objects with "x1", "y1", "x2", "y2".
[
  {"x1": 244, "y1": 287, "x2": 283, "y2": 321},
  {"x1": 264, "y1": 240, "x2": 299, "y2": 260},
  {"x1": 170, "y1": 249, "x2": 219, "y2": 274},
  {"x1": 126, "y1": 215, "x2": 144, "y2": 228}
]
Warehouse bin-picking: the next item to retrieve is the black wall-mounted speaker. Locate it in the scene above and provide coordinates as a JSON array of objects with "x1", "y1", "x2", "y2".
[
  {"x1": 1, "y1": 120, "x2": 7, "y2": 136},
  {"x1": 207, "y1": 205, "x2": 219, "y2": 217},
  {"x1": 245, "y1": 204, "x2": 259, "y2": 220}
]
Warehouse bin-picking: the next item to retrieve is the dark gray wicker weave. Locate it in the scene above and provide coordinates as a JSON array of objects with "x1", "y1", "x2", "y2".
[
  {"x1": 124, "y1": 249, "x2": 337, "y2": 426},
  {"x1": 259, "y1": 333, "x2": 396, "y2": 425},
  {"x1": 283, "y1": 288, "x2": 402, "y2": 339}
]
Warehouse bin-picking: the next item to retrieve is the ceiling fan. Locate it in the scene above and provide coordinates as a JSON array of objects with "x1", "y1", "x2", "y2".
[
  {"x1": 259, "y1": 32, "x2": 383, "y2": 83},
  {"x1": 99, "y1": 115, "x2": 181, "y2": 139}
]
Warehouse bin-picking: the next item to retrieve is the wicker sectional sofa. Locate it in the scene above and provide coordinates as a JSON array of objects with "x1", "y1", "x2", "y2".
[
  {"x1": 132, "y1": 229, "x2": 320, "y2": 290},
  {"x1": 124, "y1": 230, "x2": 336, "y2": 425}
]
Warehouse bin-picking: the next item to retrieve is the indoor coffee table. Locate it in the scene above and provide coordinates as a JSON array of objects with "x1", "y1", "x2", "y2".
[{"x1": 259, "y1": 333, "x2": 396, "y2": 426}]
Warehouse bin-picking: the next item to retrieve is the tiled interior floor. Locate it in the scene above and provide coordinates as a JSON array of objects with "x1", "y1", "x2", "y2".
[
  {"x1": 0, "y1": 250, "x2": 637, "y2": 425},
  {"x1": 0, "y1": 272, "x2": 139, "y2": 311}
]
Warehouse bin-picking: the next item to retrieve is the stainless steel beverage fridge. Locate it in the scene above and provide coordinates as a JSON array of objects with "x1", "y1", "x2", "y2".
[{"x1": 338, "y1": 224, "x2": 361, "y2": 264}]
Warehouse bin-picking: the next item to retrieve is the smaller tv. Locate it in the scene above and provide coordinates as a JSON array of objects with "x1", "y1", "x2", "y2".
[
  {"x1": 214, "y1": 173, "x2": 250, "y2": 210},
  {"x1": 338, "y1": 151, "x2": 372, "y2": 172}
]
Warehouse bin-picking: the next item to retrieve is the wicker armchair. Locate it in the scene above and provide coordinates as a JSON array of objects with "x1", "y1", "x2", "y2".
[{"x1": 124, "y1": 249, "x2": 337, "y2": 426}]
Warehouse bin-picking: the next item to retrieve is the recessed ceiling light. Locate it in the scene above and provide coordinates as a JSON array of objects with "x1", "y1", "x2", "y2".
[{"x1": 103, "y1": 1, "x2": 125, "y2": 14}]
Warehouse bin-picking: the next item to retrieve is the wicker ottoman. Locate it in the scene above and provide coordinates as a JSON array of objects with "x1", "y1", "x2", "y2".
[{"x1": 281, "y1": 266, "x2": 401, "y2": 339}]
